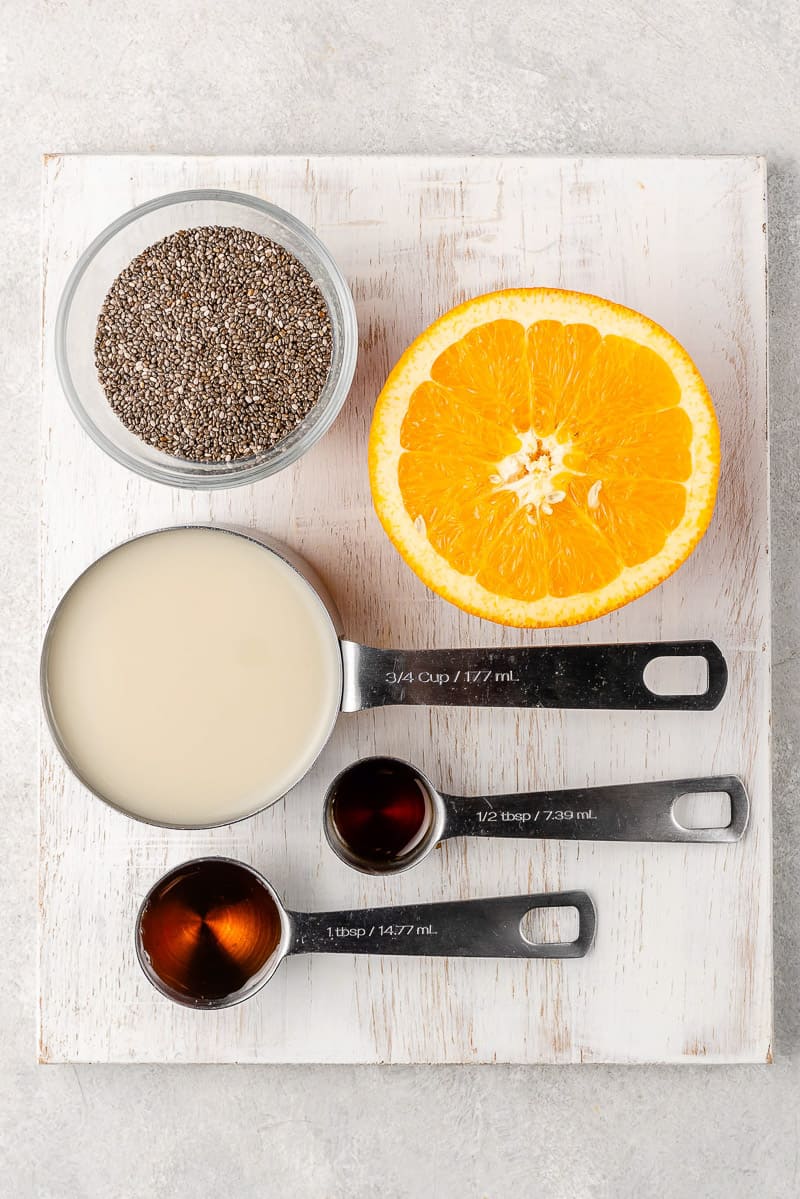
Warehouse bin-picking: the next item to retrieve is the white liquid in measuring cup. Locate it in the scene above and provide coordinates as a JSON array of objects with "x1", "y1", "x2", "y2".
[{"x1": 43, "y1": 528, "x2": 343, "y2": 825}]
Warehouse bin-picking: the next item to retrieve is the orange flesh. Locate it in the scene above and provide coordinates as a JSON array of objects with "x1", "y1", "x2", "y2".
[{"x1": 397, "y1": 318, "x2": 692, "y2": 601}]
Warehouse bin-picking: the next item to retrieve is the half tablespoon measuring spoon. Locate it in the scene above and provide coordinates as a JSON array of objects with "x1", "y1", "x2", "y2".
[
  {"x1": 323, "y1": 757, "x2": 750, "y2": 875},
  {"x1": 135, "y1": 857, "x2": 596, "y2": 1009}
]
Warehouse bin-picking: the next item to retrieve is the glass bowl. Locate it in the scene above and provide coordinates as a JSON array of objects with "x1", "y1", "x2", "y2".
[{"x1": 55, "y1": 188, "x2": 358, "y2": 489}]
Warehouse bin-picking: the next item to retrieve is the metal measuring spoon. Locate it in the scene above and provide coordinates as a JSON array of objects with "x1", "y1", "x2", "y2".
[
  {"x1": 323, "y1": 757, "x2": 750, "y2": 875},
  {"x1": 135, "y1": 857, "x2": 596, "y2": 1009}
]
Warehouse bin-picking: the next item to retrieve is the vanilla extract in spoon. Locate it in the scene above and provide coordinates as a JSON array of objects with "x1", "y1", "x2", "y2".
[
  {"x1": 328, "y1": 757, "x2": 435, "y2": 863},
  {"x1": 324, "y1": 757, "x2": 750, "y2": 875}
]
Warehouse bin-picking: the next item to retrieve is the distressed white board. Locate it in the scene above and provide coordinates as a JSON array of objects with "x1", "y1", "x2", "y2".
[{"x1": 39, "y1": 155, "x2": 771, "y2": 1064}]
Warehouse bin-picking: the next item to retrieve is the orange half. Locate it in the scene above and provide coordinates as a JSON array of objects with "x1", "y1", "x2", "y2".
[{"x1": 368, "y1": 289, "x2": 720, "y2": 627}]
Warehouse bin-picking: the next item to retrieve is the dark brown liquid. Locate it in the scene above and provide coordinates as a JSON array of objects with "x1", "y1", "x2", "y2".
[
  {"x1": 138, "y1": 859, "x2": 282, "y2": 1003},
  {"x1": 329, "y1": 757, "x2": 433, "y2": 864}
]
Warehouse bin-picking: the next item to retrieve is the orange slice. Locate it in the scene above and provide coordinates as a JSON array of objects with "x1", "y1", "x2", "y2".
[{"x1": 368, "y1": 288, "x2": 720, "y2": 627}]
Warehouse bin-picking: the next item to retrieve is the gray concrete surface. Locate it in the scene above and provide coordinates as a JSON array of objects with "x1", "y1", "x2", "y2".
[{"x1": 2, "y1": 1, "x2": 798, "y2": 1195}]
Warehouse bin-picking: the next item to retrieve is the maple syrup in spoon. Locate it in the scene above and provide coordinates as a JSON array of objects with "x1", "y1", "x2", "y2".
[
  {"x1": 136, "y1": 855, "x2": 598, "y2": 1007},
  {"x1": 137, "y1": 858, "x2": 283, "y2": 1006}
]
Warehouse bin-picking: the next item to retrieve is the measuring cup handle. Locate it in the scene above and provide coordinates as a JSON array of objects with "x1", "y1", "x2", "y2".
[
  {"x1": 441, "y1": 776, "x2": 750, "y2": 843},
  {"x1": 287, "y1": 891, "x2": 596, "y2": 959},
  {"x1": 340, "y1": 640, "x2": 727, "y2": 711}
]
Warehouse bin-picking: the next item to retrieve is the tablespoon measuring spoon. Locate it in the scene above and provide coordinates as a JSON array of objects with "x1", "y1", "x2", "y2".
[
  {"x1": 135, "y1": 857, "x2": 596, "y2": 1009},
  {"x1": 323, "y1": 757, "x2": 751, "y2": 875}
]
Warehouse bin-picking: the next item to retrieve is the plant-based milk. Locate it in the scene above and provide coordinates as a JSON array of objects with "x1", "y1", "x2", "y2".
[{"x1": 43, "y1": 529, "x2": 342, "y2": 825}]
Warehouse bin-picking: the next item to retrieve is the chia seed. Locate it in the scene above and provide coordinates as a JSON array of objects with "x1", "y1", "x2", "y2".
[{"x1": 93, "y1": 225, "x2": 333, "y2": 463}]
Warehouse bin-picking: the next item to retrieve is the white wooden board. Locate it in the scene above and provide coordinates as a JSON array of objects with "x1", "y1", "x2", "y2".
[{"x1": 39, "y1": 155, "x2": 771, "y2": 1064}]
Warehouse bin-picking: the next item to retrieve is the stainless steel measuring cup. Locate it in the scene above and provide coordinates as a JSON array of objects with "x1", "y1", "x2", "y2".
[
  {"x1": 323, "y1": 756, "x2": 750, "y2": 875},
  {"x1": 135, "y1": 856, "x2": 596, "y2": 1009},
  {"x1": 41, "y1": 525, "x2": 730, "y2": 829}
]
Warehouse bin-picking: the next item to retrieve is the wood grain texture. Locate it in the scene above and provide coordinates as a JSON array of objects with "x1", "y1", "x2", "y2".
[{"x1": 39, "y1": 155, "x2": 771, "y2": 1064}]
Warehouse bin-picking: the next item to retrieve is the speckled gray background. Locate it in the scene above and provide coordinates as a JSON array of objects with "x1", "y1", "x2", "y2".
[{"x1": 2, "y1": 2, "x2": 798, "y2": 1196}]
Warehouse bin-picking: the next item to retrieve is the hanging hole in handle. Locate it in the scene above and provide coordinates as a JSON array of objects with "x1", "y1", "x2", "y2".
[
  {"x1": 672, "y1": 791, "x2": 732, "y2": 830},
  {"x1": 519, "y1": 905, "x2": 580, "y2": 946},
  {"x1": 643, "y1": 655, "x2": 709, "y2": 697}
]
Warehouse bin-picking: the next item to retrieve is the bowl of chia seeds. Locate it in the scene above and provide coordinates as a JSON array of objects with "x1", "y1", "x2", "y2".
[{"x1": 55, "y1": 189, "x2": 358, "y2": 488}]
